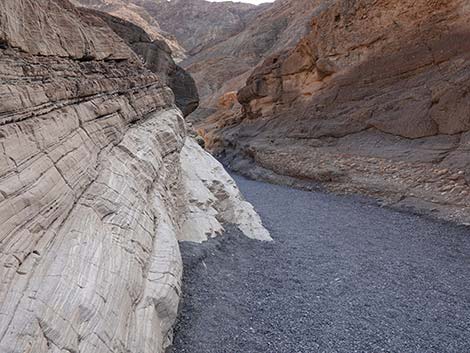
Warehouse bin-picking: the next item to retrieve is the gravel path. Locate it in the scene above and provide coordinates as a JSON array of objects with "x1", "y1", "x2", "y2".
[{"x1": 170, "y1": 175, "x2": 470, "y2": 353}]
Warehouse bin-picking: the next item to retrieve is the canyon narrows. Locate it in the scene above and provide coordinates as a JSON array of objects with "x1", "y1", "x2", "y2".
[
  {"x1": 76, "y1": 0, "x2": 470, "y2": 224},
  {"x1": 1, "y1": 0, "x2": 470, "y2": 352},
  {"x1": 0, "y1": 1, "x2": 269, "y2": 352}
]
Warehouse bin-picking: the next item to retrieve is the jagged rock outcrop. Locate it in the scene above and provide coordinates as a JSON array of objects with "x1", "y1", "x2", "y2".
[
  {"x1": 87, "y1": 10, "x2": 199, "y2": 116},
  {"x1": 0, "y1": 1, "x2": 270, "y2": 352},
  {"x1": 180, "y1": 139, "x2": 271, "y2": 243},
  {"x1": 199, "y1": 0, "x2": 470, "y2": 223}
]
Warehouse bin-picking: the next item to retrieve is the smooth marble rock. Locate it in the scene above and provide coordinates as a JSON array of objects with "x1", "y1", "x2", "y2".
[{"x1": 180, "y1": 138, "x2": 272, "y2": 243}]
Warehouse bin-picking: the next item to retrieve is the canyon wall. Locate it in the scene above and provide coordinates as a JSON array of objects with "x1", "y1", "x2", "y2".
[
  {"x1": 71, "y1": 0, "x2": 265, "y2": 64},
  {"x1": 70, "y1": 0, "x2": 187, "y2": 61},
  {"x1": 70, "y1": 0, "x2": 319, "y2": 120},
  {"x1": 182, "y1": 0, "x2": 320, "y2": 115},
  {"x1": 86, "y1": 9, "x2": 199, "y2": 116},
  {"x1": 199, "y1": 0, "x2": 470, "y2": 223},
  {"x1": 0, "y1": 1, "x2": 269, "y2": 352},
  {"x1": 71, "y1": 0, "x2": 270, "y2": 115}
]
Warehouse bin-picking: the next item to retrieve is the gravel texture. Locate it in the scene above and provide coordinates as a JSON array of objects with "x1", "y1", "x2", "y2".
[{"x1": 170, "y1": 175, "x2": 470, "y2": 353}]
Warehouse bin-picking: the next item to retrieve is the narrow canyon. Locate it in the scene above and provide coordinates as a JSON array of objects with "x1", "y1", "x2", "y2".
[{"x1": 0, "y1": 0, "x2": 469, "y2": 352}]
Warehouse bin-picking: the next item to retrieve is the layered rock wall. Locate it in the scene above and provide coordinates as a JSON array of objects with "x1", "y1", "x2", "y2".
[
  {"x1": 0, "y1": 1, "x2": 269, "y2": 352},
  {"x1": 237, "y1": 0, "x2": 470, "y2": 138},
  {"x1": 70, "y1": 0, "x2": 187, "y2": 61},
  {"x1": 87, "y1": 10, "x2": 199, "y2": 116}
]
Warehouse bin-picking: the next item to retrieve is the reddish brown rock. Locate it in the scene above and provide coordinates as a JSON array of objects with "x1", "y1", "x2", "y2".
[
  {"x1": 183, "y1": 0, "x2": 321, "y2": 111},
  {"x1": 200, "y1": 0, "x2": 470, "y2": 223}
]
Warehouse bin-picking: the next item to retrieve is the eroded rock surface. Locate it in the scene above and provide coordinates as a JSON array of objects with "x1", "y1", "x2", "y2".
[
  {"x1": 199, "y1": 0, "x2": 470, "y2": 223},
  {"x1": 0, "y1": 1, "x2": 269, "y2": 352},
  {"x1": 87, "y1": 10, "x2": 199, "y2": 116},
  {"x1": 180, "y1": 139, "x2": 271, "y2": 243}
]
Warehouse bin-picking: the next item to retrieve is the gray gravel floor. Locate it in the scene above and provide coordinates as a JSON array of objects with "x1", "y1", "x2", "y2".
[{"x1": 170, "y1": 175, "x2": 470, "y2": 353}]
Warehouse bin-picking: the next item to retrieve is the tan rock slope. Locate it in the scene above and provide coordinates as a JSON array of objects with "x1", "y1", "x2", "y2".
[
  {"x1": 200, "y1": 0, "x2": 470, "y2": 223},
  {"x1": 0, "y1": 1, "x2": 270, "y2": 352}
]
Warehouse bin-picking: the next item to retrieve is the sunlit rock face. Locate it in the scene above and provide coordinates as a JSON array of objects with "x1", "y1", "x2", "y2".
[
  {"x1": 199, "y1": 0, "x2": 470, "y2": 223},
  {"x1": 0, "y1": 1, "x2": 269, "y2": 352},
  {"x1": 180, "y1": 139, "x2": 272, "y2": 243}
]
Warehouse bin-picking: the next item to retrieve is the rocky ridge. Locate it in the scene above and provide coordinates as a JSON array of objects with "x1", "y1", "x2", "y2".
[
  {"x1": 134, "y1": 0, "x2": 262, "y2": 55},
  {"x1": 0, "y1": 1, "x2": 270, "y2": 352},
  {"x1": 198, "y1": 0, "x2": 470, "y2": 224}
]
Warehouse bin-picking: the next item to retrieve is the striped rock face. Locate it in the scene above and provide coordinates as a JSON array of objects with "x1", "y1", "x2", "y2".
[{"x1": 0, "y1": 1, "x2": 269, "y2": 352}]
